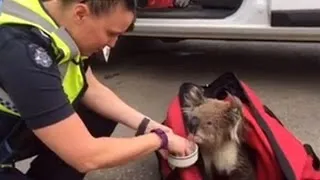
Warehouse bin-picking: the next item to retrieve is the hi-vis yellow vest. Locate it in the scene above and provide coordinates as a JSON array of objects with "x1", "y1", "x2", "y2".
[{"x1": 0, "y1": 0, "x2": 87, "y2": 116}]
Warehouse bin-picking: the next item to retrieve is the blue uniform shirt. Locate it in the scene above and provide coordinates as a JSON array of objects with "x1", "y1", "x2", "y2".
[{"x1": 0, "y1": 24, "x2": 82, "y2": 130}]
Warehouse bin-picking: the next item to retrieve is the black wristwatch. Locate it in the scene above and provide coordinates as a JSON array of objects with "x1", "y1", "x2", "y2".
[
  {"x1": 135, "y1": 117, "x2": 151, "y2": 136},
  {"x1": 151, "y1": 128, "x2": 168, "y2": 150}
]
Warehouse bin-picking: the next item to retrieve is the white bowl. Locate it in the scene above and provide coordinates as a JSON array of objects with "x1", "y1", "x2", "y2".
[{"x1": 168, "y1": 143, "x2": 199, "y2": 168}]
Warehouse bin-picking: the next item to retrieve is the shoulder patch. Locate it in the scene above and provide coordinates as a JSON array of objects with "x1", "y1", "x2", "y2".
[{"x1": 28, "y1": 43, "x2": 53, "y2": 68}]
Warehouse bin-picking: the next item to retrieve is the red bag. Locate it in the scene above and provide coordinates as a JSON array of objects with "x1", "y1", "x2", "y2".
[
  {"x1": 145, "y1": 0, "x2": 174, "y2": 8},
  {"x1": 156, "y1": 72, "x2": 320, "y2": 180}
]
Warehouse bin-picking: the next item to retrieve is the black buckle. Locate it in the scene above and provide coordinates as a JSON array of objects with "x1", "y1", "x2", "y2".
[{"x1": 304, "y1": 144, "x2": 320, "y2": 170}]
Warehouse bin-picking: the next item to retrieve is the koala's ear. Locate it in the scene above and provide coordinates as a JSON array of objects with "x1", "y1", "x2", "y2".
[
  {"x1": 183, "y1": 85, "x2": 205, "y2": 108},
  {"x1": 226, "y1": 91, "x2": 242, "y2": 117},
  {"x1": 226, "y1": 91, "x2": 242, "y2": 108}
]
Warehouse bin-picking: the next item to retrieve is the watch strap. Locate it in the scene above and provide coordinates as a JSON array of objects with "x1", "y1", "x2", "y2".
[
  {"x1": 135, "y1": 117, "x2": 151, "y2": 136},
  {"x1": 151, "y1": 128, "x2": 168, "y2": 150}
]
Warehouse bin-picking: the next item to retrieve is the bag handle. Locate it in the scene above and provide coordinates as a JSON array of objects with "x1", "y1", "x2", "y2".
[{"x1": 304, "y1": 144, "x2": 320, "y2": 170}]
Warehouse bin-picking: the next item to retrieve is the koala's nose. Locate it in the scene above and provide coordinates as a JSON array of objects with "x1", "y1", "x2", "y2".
[{"x1": 188, "y1": 117, "x2": 200, "y2": 134}]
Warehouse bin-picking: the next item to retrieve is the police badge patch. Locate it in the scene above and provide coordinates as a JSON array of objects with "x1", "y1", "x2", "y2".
[{"x1": 28, "y1": 43, "x2": 53, "y2": 68}]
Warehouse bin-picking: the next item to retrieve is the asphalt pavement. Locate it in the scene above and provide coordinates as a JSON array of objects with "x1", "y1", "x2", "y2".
[{"x1": 17, "y1": 39, "x2": 320, "y2": 180}]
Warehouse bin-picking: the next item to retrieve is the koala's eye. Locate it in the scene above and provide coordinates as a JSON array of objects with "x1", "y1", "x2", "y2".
[{"x1": 207, "y1": 121, "x2": 213, "y2": 125}]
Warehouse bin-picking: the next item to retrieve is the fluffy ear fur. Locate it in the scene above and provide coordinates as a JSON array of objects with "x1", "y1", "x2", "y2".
[
  {"x1": 226, "y1": 91, "x2": 242, "y2": 111},
  {"x1": 183, "y1": 85, "x2": 206, "y2": 119},
  {"x1": 226, "y1": 91, "x2": 244, "y2": 144},
  {"x1": 184, "y1": 85, "x2": 205, "y2": 108}
]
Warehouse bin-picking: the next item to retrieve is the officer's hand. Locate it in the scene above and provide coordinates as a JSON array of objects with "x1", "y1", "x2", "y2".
[
  {"x1": 166, "y1": 132, "x2": 195, "y2": 157},
  {"x1": 145, "y1": 120, "x2": 173, "y2": 134}
]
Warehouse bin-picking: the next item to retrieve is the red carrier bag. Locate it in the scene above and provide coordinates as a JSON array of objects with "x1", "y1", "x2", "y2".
[
  {"x1": 146, "y1": 0, "x2": 174, "y2": 8},
  {"x1": 156, "y1": 72, "x2": 320, "y2": 180},
  {"x1": 137, "y1": 0, "x2": 174, "y2": 8}
]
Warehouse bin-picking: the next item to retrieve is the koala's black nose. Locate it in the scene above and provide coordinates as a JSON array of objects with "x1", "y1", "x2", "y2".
[{"x1": 188, "y1": 117, "x2": 200, "y2": 134}]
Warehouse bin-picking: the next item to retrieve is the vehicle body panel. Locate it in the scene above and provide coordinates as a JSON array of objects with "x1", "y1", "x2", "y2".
[
  {"x1": 126, "y1": 0, "x2": 320, "y2": 42},
  {"x1": 272, "y1": 0, "x2": 320, "y2": 10}
]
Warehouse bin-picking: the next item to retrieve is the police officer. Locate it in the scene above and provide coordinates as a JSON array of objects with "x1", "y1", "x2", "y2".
[{"x1": 0, "y1": 0, "x2": 194, "y2": 179}]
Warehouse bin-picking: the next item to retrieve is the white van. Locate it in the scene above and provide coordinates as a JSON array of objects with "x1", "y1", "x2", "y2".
[
  {"x1": 125, "y1": 0, "x2": 320, "y2": 42},
  {"x1": 100, "y1": 0, "x2": 320, "y2": 62}
]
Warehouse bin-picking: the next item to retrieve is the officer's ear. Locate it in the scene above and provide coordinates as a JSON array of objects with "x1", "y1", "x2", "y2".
[{"x1": 72, "y1": 3, "x2": 91, "y2": 24}]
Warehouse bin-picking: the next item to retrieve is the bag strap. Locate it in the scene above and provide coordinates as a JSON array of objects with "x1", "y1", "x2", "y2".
[
  {"x1": 264, "y1": 105, "x2": 320, "y2": 170},
  {"x1": 246, "y1": 97, "x2": 295, "y2": 180}
]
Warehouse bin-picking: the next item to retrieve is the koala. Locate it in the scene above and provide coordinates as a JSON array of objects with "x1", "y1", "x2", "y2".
[{"x1": 183, "y1": 85, "x2": 255, "y2": 180}]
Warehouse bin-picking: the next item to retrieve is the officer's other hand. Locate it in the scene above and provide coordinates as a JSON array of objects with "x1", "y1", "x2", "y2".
[
  {"x1": 145, "y1": 120, "x2": 173, "y2": 134},
  {"x1": 166, "y1": 132, "x2": 195, "y2": 157}
]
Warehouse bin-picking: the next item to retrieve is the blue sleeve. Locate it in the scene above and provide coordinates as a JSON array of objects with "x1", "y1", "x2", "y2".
[{"x1": 0, "y1": 38, "x2": 75, "y2": 130}]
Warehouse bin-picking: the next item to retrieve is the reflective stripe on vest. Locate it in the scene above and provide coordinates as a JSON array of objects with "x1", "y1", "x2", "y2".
[
  {"x1": 0, "y1": 0, "x2": 86, "y2": 116},
  {"x1": 1, "y1": 0, "x2": 79, "y2": 62}
]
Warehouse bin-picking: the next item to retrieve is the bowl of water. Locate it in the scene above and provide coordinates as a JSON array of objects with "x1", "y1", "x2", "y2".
[{"x1": 168, "y1": 143, "x2": 199, "y2": 168}]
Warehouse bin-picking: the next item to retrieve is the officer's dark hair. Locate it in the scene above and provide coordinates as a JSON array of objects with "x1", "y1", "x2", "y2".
[
  {"x1": 42, "y1": 0, "x2": 136, "y2": 31},
  {"x1": 45, "y1": 0, "x2": 137, "y2": 16},
  {"x1": 82, "y1": 0, "x2": 135, "y2": 15}
]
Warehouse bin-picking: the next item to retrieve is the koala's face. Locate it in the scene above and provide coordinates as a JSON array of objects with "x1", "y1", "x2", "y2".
[{"x1": 183, "y1": 86, "x2": 244, "y2": 148}]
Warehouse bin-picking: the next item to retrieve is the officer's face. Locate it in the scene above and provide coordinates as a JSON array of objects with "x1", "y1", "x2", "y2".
[{"x1": 69, "y1": 3, "x2": 135, "y2": 56}]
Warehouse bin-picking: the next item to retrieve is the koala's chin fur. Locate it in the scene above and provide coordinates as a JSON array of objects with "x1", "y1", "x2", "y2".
[{"x1": 183, "y1": 85, "x2": 255, "y2": 180}]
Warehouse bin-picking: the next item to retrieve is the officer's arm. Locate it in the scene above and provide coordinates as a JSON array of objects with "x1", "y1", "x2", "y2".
[
  {"x1": 0, "y1": 39, "x2": 162, "y2": 173},
  {"x1": 81, "y1": 66, "x2": 169, "y2": 133},
  {"x1": 81, "y1": 66, "x2": 146, "y2": 129},
  {"x1": 33, "y1": 113, "x2": 162, "y2": 172}
]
